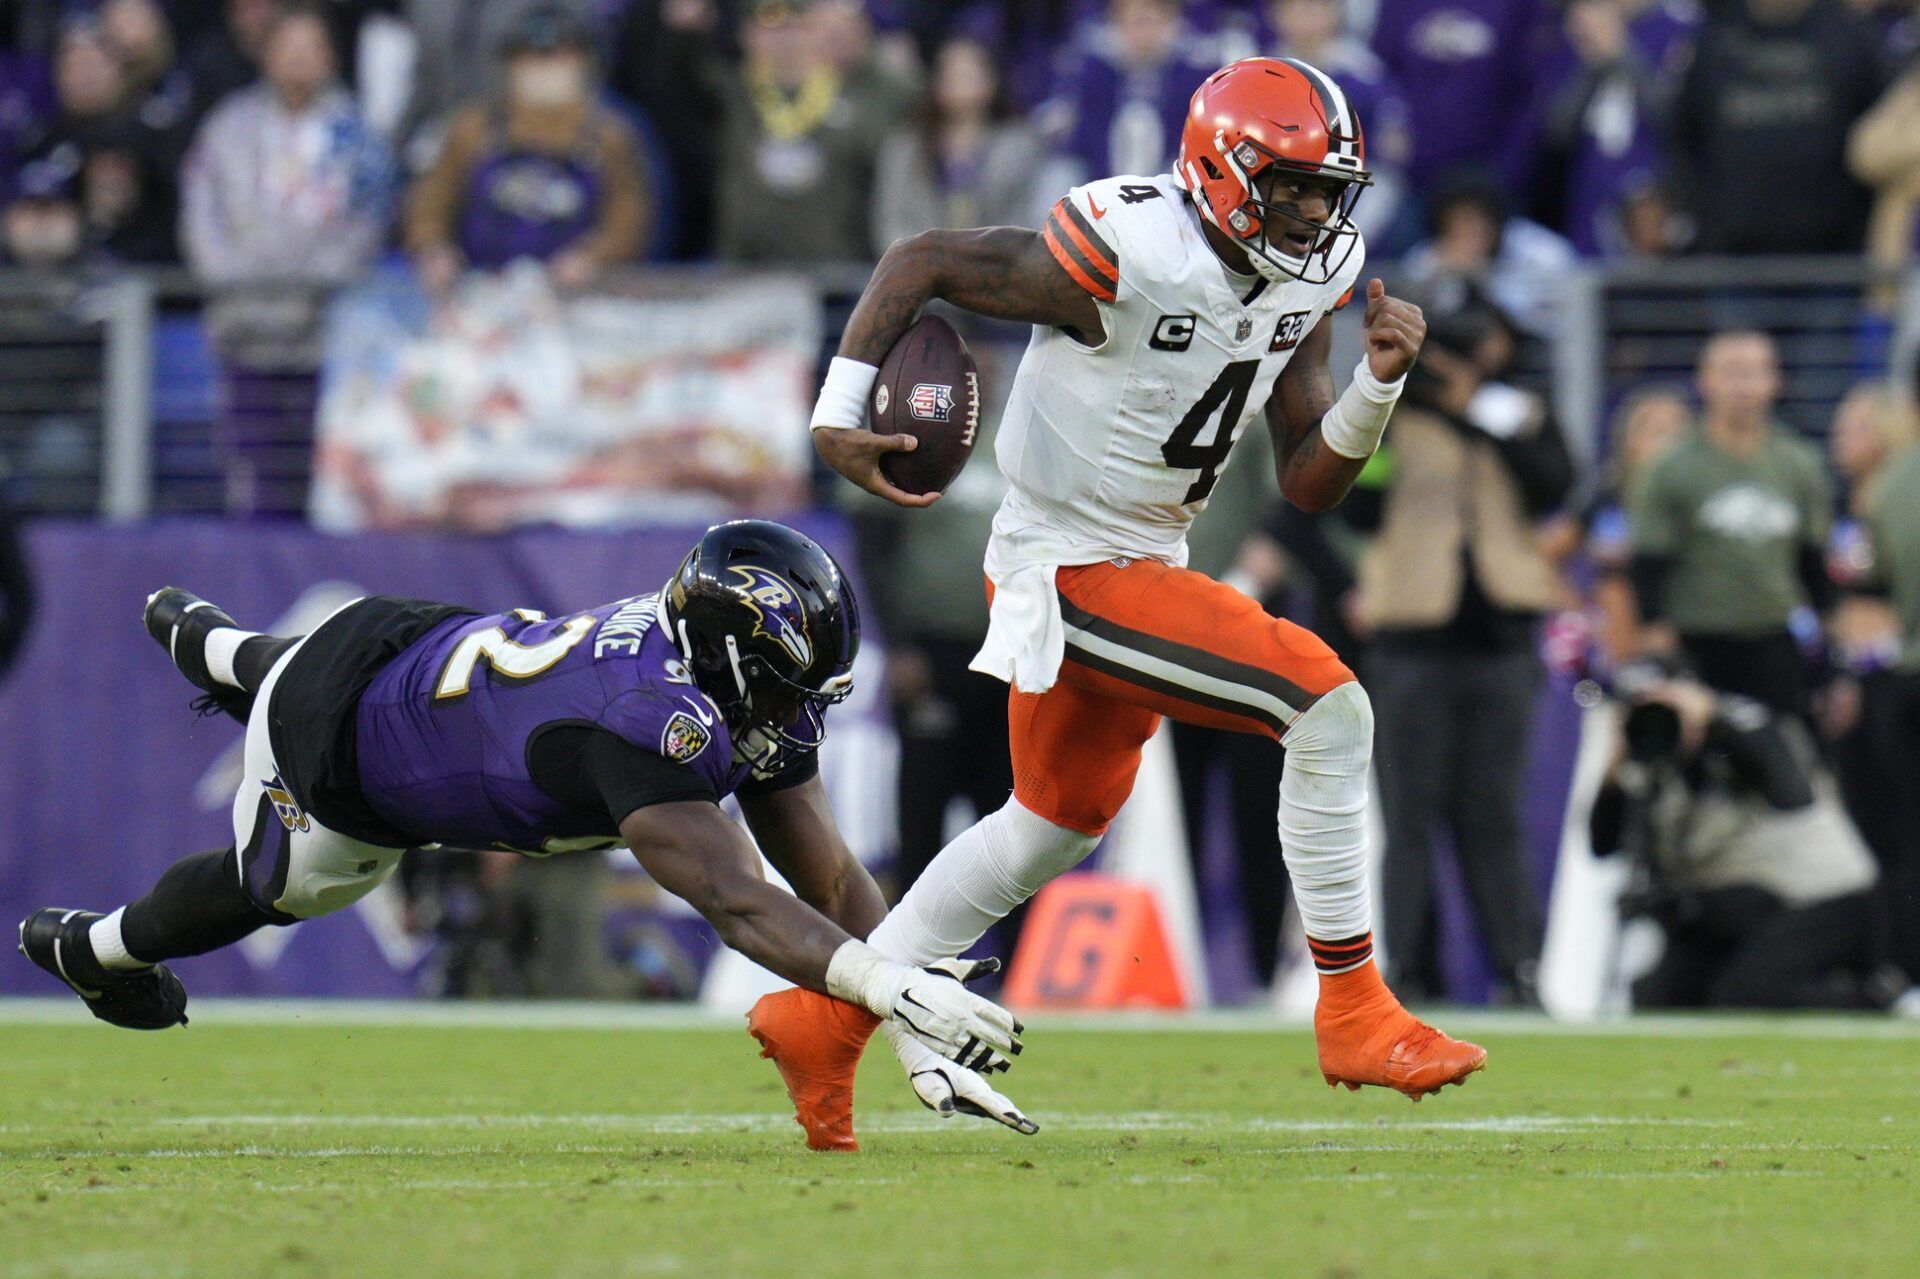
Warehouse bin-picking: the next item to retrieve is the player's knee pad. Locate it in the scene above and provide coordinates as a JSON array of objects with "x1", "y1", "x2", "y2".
[
  {"x1": 989, "y1": 798, "x2": 1101, "y2": 897},
  {"x1": 1281, "y1": 679, "x2": 1373, "y2": 778}
]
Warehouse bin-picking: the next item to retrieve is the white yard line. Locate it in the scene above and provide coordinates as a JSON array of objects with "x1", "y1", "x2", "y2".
[
  {"x1": 0, "y1": 997, "x2": 1913, "y2": 1039},
  {"x1": 0, "y1": 1111, "x2": 1752, "y2": 1139}
]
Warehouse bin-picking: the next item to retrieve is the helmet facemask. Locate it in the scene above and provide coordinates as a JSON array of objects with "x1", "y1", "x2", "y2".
[
  {"x1": 716, "y1": 631, "x2": 854, "y2": 755},
  {"x1": 1212, "y1": 134, "x2": 1368, "y2": 287}
]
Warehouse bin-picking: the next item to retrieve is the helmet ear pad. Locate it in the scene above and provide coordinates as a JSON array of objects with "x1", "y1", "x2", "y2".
[{"x1": 672, "y1": 578, "x2": 753, "y2": 711}]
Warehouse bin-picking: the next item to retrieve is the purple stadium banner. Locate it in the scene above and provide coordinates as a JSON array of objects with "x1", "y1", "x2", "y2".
[
  {"x1": 0, "y1": 519, "x2": 1583, "y2": 1003},
  {"x1": 0, "y1": 516, "x2": 860, "y2": 997}
]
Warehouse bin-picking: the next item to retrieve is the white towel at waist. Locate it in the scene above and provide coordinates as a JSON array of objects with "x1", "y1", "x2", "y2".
[{"x1": 969, "y1": 488, "x2": 1189, "y2": 694}]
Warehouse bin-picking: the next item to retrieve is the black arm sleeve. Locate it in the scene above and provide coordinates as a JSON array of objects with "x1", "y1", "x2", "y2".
[
  {"x1": 1797, "y1": 541, "x2": 1837, "y2": 615},
  {"x1": 529, "y1": 725, "x2": 719, "y2": 830},
  {"x1": 1630, "y1": 553, "x2": 1675, "y2": 623}
]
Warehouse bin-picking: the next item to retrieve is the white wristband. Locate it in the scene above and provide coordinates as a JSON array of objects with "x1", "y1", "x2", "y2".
[
  {"x1": 825, "y1": 938, "x2": 904, "y2": 1018},
  {"x1": 810, "y1": 356, "x2": 881, "y2": 432},
  {"x1": 1318, "y1": 358, "x2": 1406, "y2": 460}
]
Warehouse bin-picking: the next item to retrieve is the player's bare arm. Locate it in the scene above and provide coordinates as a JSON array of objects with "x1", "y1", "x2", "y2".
[
  {"x1": 623, "y1": 799, "x2": 1018, "y2": 1066},
  {"x1": 622, "y1": 800, "x2": 857, "y2": 991},
  {"x1": 813, "y1": 227, "x2": 1100, "y2": 507},
  {"x1": 1266, "y1": 277, "x2": 1425, "y2": 512},
  {"x1": 843, "y1": 227, "x2": 1103, "y2": 360},
  {"x1": 738, "y1": 774, "x2": 889, "y2": 940}
]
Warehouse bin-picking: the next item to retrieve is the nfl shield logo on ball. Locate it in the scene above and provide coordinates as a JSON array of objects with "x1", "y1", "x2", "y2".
[
  {"x1": 908, "y1": 382, "x2": 954, "y2": 422},
  {"x1": 661, "y1": 711, "x2": 711, "y2": 764},
  {"x1": 874, "y1": 384, "x2": 889, "y2": 414}
]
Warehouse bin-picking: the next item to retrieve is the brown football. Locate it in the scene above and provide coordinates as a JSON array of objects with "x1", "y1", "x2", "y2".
[{"x1": 870, "y1": 314, "x2": 981, "y2": 497}]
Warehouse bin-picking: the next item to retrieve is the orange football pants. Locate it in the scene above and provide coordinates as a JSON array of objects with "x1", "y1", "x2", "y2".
[{"x1": 1002, "y1": 558, "x2": 1355, "y2": 836}]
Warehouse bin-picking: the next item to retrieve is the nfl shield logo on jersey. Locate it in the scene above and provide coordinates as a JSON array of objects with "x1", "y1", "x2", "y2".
[
  {"x1": 908, "y1": 382, "x2": 954, "y2": 422},
  {"x1": 1234, "y1": 316, "x2": 1253, "y2": 343},
  {"x1": 661, "y1": 711, "x2": 712, "y2": 764}
]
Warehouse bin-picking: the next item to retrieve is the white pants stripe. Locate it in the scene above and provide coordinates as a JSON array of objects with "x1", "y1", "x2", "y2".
[
  {"x1": 1061, "y1": 618, "x2": 1305, "y2": 732},
  {"x1": 232, "y1": 635, "x2": 404, "y2": 920}
]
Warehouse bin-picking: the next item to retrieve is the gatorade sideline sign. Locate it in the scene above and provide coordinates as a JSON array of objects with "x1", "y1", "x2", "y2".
[{"x1": 1004, "y1": 873, "x2": 1191, "y2": 1010}]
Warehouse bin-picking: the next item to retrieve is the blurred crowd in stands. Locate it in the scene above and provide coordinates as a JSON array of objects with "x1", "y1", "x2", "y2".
[
  {"x1": 2, "y1": 0, "x2": 1919, "y2": 1011},
  {"x1": 4, "y1": 0, "x2": 1918, "y2": 278}
]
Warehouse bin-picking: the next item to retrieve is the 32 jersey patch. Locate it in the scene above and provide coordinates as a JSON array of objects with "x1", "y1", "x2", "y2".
[{"x1": 1270, "y1": 311, "x2": 1310, "y2": 352}]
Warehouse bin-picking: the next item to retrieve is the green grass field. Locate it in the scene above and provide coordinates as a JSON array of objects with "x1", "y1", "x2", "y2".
[{"x1": 2, "y1": 1003, "x2": 1916, "y2": 1279}]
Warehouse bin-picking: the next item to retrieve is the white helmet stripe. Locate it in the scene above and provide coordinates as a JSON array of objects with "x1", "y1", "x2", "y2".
[{"x1": 1281, "y1": 57, "x2": 1358, "y2": 162}]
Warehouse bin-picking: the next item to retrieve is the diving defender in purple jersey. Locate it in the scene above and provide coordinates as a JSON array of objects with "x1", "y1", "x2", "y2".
[{"x1": 19, "y1": 521, "x2": 1028, "y2": 1123}]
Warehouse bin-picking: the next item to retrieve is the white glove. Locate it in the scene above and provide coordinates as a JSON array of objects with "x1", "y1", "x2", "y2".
[
  {"x1": 826, "y1": 942, "x2": 1023, "y2": 1072},
  {"x1": 883, "y1": 1020, "x2": 1039, "y2": 1135}
]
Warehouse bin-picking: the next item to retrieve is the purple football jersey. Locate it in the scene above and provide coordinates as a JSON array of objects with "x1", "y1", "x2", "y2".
[{"x1": 353, "y1": 593, "x2": 752, "y2": 853}]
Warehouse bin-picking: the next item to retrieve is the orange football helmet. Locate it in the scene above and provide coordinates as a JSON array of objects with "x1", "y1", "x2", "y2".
[{"x1": 1174, "y1": 57, "x2": 1370, "y2": 286}]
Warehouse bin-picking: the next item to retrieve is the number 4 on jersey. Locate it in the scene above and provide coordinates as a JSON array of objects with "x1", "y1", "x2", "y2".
[{"x1": 1162, "y1": 360, "x2": 1260, "y2": 504}]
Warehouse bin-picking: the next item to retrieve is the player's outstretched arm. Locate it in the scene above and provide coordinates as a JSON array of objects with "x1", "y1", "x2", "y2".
[
  {"x1": 1266, "y1": 279, "x2": 1424, "y2": 512},
  {"x1": 840, "y1": 227, "x2": 1103, "y2": 363},
  {"x1": 624, "y1": 801, "x2": 854, "y2": 987},
  {"x1": 812, "y1": 227, "x2": 1101, "y2": 507},
  {"x1": 622, "y1": 801, "x2": 1022, "y2": 1069},
  {"x1": 737, "y1": 775, "x2": 889, "y2": 941}
]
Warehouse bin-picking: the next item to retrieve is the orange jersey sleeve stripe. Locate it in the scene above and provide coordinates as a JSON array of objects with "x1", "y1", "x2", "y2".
[
  {"x1": 1054, "y1": 199, "x2": 1120, "y2": 277},
  {"x1": 1043, "y1": 218, "x2": 1118, "y2": 302},
  {"x1": 1059, "y1": 199, "x2": 1121, "y2": 270}
]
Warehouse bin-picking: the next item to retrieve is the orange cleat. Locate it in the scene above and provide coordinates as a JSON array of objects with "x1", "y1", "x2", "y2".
[
  {"x1": 747, "y1": 987, "x2": 882, "y2": 1152},
  {"x1": 1313, "y1": 960, "x2": 1487, "y2": 1101}
]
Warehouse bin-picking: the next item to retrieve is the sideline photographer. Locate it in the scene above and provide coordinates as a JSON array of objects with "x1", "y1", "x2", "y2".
[{"x1": 1591, "y1": 660, "x2": 1910, "y2": 1012}]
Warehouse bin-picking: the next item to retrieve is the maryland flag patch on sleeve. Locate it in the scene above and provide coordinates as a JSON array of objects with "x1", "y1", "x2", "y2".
[{"x1": 660, "y1": 710, "x2": 712, "y2": 764}]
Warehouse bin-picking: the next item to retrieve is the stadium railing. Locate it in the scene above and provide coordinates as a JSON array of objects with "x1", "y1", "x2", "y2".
[{"x1": 0, "y1": 258, "x2": 1912, "y2": 521}]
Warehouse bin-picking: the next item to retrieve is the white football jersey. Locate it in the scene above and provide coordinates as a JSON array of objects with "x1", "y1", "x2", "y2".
[{"x1": 994, "y1": 172, "x2": 1365, "y2": 565}]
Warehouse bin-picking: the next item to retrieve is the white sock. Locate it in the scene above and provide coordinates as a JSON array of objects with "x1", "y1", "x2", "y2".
[
  {"x1": 868, "y1": 798, "x2": 1099, "y2": 966},
  {"x1": 203, "y1": 626, "x2": 261, "y2": 689},
  {"x1": 1277, "y1": 681, "x2": 1374, "y2": 943},
  {"x1": 88, "y1": 907, "x2": 152, "y2": 972}
]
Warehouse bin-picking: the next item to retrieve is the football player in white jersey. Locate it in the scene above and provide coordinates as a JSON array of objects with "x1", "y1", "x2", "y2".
[{"x1": 751, "y1": 58, "x2": 1486, "y2": 1152}]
